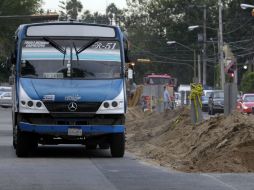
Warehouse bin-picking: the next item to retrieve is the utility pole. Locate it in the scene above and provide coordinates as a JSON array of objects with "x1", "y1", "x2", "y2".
[
  {"x1": 194, "y1": 50, "x2": 196, "y2": 82},
  {"x1": 218, "y1": 0, "x2": 225, "y2": 89},
  {"x1": 203, "y1": 5, "x2": 207, "y2": 86},
  {"x1": 198, "y1": 54, "x2": 201, "y2": 83}
]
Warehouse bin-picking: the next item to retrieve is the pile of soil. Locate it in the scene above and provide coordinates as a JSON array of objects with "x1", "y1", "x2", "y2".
[{"x1": 126, "y1": 107, "x2": 254, "y2": 172}]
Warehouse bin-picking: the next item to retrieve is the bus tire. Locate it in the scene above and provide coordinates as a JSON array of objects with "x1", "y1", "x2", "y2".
[
  {"x1": 16, "y1": 131, "x2": 30, "y2": 157},
  {"x1": 12, "y1": 122, "x2": 17, "y2": 150},
  {"x1": 12, "y1": 112, "x2": 17, "y2": 149},
  {"x1": 99, "y1": 143, "x2": 110, "y2": 150},
  {"x1": 110, "y1": 133, "x2": 125, "y2": 158},
  {"x1": 86, "y1": 144, "x2": 97, "y2": 150}
]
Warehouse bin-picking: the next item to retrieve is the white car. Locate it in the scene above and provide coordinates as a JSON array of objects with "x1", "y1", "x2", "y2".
[
  {"x1": 0, "y1": 91, "x2": 12, "y2": 107},
  {"x1": 174, "y1": 92, "x2": 181, "y2": 106}
]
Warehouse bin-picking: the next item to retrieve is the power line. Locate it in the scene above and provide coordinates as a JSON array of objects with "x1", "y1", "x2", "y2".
[
  {"x1": 235, "y1": 51, "x2": 254, "y2": 57},
  {"x1": 223, "y1": 17, "x2": 253, "y2": 35},
  {"x1": 227, "y1": 39, "x2": 252, "y2": 44},
  {"x1": 132, "y1": 44, "x2": 194, "y2": 62}
]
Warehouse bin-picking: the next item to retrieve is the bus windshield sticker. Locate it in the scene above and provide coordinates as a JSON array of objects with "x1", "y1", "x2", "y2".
[
  {"x1": 24, "y1": 41, "x2": 49, "y2": 48},
  {"x1": 43, "y1": 73, "x2": 64, "y2": 79}
]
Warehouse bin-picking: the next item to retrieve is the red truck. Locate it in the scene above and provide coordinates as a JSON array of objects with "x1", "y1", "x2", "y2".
[
  {"x1": 143, "y1": 73, "x2": 176, "y2": 87},
  {"x1": 142, "y1": 74, "x2": 177, "y2": 111}
]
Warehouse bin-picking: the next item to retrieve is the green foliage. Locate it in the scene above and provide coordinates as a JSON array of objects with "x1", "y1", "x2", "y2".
[
  {"x1": 0, "y1": 56, "x2": 10, "y2": 82},
  {"x1": 81, "y1": 3, "x2": 124, "y2": 25},
  {"x1": 59, "y1": 0, "x2": 83, "y2": 20},
  {"x1": 0, "y1": 0, "x2": 41, "y2": 81},
  {"x1": 240, "y1": 72, "x2": 254, "y2": 93},
  {"x1": 0, "y1": 0, "x2": 41, "y2": 16},
  {"x1": 123, "y1": 0, "x2": 254, "y2": 86},
  {"x1": 106, "y1": 3, "x2": 125, "y2": 25},
  {"x1": 82, "y1": 10, "x2": 110, "y2": 24},
  {"x1": 66, "y1": 0, "x2": 83, "y2": 19}
]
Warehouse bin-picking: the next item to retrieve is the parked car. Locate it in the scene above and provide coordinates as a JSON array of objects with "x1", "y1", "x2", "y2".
[
  {"x1": 178, "y1": 84, "x2": 190, "y2": 105},
  {"x1": 202, "y1": 95, "x2": 209, "y2": 111},
  {"x1": 202, "y1": 90, "x2": 223, "y2": 112},
  {"x1": 0, "y1": 91, "x2": 12, "y2": 107},
  {"x1": 174, "y1": 92, "x2": 181, "y2": 107},
  {"x1": 236, "y1": 93, "x2": 254, "y2": 114},
  {"x1": 208, "y1": 90, "x2": 224, "y2": 115},
  {"x1": 0, "y1": 86, "x2": 12, "y2": 96}
]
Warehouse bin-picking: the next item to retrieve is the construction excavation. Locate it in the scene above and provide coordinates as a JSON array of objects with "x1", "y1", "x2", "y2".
[{"x1": 126, "y1": 106, "x2": 254, "y2": 173}]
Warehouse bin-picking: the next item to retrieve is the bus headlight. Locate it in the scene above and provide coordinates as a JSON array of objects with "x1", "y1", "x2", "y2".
[
  {"x1": 97, "y1": 100, "x2": 124, "y2": 114},
  {"x1": 19, "y1": 85, "x2": 49, "y2": 113}
]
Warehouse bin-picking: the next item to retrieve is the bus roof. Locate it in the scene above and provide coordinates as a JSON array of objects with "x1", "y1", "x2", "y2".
[{"x1": 16, "y1": 22, "x2": 122, "y2": 39}]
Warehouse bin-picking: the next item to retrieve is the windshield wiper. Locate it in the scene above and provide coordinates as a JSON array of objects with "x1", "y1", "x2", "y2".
[
  {"x1": 43, "y1": 37, "x2": 67, "y2": 66},
  {"x1": 62, "y1": 47, "x2": 67, "y2": 66},
  {"x1": 77, "y1": 38, "x2": 99, "y2": 54},
  {"x1": 73, "y1": 42, "x2": 79, "y2": 62},
  {"x1": 43, "y1": 37, "x2": 66, "y2": 55}
]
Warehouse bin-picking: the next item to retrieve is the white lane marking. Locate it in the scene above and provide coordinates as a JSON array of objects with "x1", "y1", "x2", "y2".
[{"x1": 202, "y1": 174, "x2": 239, "y2": 190}]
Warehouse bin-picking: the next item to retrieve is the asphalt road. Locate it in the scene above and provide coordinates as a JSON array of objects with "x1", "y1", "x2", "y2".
[{"x1": 0, "y1": 107, "x2": 254, "y2": 190}]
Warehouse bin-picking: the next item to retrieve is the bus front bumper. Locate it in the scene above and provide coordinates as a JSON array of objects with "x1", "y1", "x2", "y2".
[{"x1": 19, "y1": 122, "x2": 125, "y2": 136}]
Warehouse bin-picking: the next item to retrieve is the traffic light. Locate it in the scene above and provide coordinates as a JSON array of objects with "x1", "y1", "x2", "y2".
[
  {"x1": 227, "y1": 64, "x2": 236, "y2": 78},
  {"x1": 228, "y1": 70, "x2": 234, "y2": 78}
]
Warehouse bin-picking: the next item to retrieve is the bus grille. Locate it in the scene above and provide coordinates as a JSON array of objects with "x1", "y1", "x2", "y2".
[{"x1": 43, "y1": 102, "x2": 102, "y2": 113}]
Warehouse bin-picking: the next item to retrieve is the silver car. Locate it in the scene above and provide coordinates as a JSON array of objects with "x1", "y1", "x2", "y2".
[
  {"x1": 208, "y1": 90, "x2": 224, "y2": 114},
  {"x1": 0, "y1": 91, "x2": 12, "y2": 107}
]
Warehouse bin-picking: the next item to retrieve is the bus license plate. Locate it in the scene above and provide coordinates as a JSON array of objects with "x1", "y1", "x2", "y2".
[{"x1": 68, "y1": 128, "x2": 82, "y2": 136}]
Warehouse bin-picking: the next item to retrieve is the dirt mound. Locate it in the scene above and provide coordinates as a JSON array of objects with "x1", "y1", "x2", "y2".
[{"x1": 126, "y1": 107, "x2": 254, "y2": 172}]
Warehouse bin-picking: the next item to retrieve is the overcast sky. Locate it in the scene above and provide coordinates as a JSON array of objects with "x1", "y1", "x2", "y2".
[{"x1": 42, "y1": 0, "x2": 127, "y2": 13}]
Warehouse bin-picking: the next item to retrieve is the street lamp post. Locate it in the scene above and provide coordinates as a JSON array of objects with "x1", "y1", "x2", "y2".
[
  {"x1": 188, "y1": 25, "x2": 220, "y2": 87},
  {"x1": 188, "y1": 25, "x2": 217, "y2": 32},
  {"x1": 218, "y1": 0, "x2": 225, "y2": 89},
  {"x1": 203, "y1": 5, "x2": 207, "y2": 86},
  {"x1": 166, "y1": 41, "x2": 197, "y2": 82},
  {"x1": 188, "y1": 5, "x2": 207, "y2": 85},
  {"x1": 240, "y1": 3, "x2": 254, "y2": 9}
]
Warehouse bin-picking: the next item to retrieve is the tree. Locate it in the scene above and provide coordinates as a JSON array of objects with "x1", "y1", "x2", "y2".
[
  {"x1": 82, "y1": 11, "x2": 110, "y2": 24},
  {"x1": 59, "y1": 1, "x2": 68, "y2": 20},
  {"x1": 123, "y1": 0, "x2": 254, "y2": 85},
  {"x1": 66, "y1": 0, "x2": 83, "y2": 19},
  {"x1": 106, "y1": 3, "x2": 125, "y2": 25},
  {"x1": 0, "y1": 0, "x2": 42, "y2": 82},
  {"x1": 59, "y1": 0, "x2": 83, "y2": 20},
  {"x1": 240, "y1": 72, "x2": 254, "y2": 93}
]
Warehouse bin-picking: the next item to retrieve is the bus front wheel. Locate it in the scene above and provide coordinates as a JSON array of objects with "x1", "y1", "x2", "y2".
[
  {"x1": 16, "y1": 130, "x2": 38, "y2": 157},
  {"x1": 110, "y1": 133, "x2": 125, "y2": 158}
]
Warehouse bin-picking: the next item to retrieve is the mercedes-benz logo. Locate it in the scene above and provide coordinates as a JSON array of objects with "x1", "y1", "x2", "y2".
[{"x1": 68, "y1": 102, "x2": 78, "y2": 112}]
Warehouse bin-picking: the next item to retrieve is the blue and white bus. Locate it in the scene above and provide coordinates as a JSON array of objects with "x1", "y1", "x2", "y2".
[{"x1": 10, "y1": 22, "x2": 129, "y2": 157}]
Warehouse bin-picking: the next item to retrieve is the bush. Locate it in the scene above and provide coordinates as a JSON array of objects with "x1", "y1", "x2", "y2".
[
  {"x1": 240, "y1": 72, "x2": 254, "y2": 93},
  {"x1": 0, "y1": 56, "x2": 10, "y2": 83}
]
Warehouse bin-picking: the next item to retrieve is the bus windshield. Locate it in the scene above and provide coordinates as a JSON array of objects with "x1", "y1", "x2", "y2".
[{"x1": 20, "y1": 39, "x2": 121, "y2": 79}]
